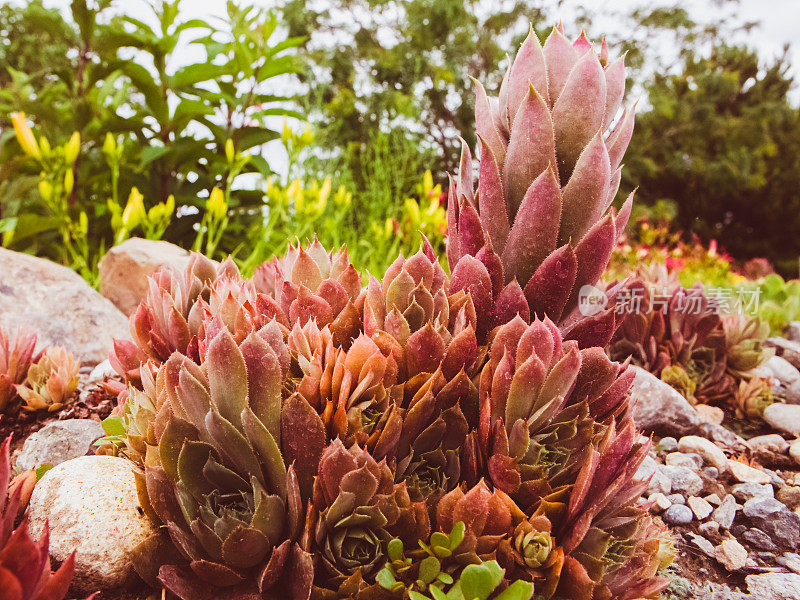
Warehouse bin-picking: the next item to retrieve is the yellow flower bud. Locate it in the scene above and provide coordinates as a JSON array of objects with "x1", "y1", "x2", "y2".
[
  {"x1": 423, "y1": 170, "x2": 433, "y2": 195},
  {"x1": 38, "y1": 180, "x2": 52, "y2": 202},
  {"x1": 206, "y1": 187, "x2": 227, "y2": 221},
  {"x1": 281, "y1": 119, "x2": 292, "y2": 145},
  {"x1": 11, "y1": 113, "x2": 41, "y2": 160},
  {"x1": 122, "y1": 187, "x2": 145, "y2": 230},
  {"x1": 319, "y1": 177, "x2": 331, "y2": 206},
  {"x1": 300, "y1": 125, "x2": 314, "y2": 146},
  {"x1": 102, "y1": 132, "x2": 116, "y2": 155},
  {"x1": 39, "y1": 135, "x2": 51, "y2": 155},
  {"x1": 64, "y1": 132, "x2": 81, "y2": 164},
  {"x1": 63, "y1": 169, "x2": 74, "y2": 195},
  {"x1": 225, "y1": 139, "x2": 235, "y2": 163}
]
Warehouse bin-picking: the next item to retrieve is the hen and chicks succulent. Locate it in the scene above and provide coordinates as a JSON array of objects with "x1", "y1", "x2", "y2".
[{"x1": 109, "y1": 26, "x2": 671, "y2": 600}]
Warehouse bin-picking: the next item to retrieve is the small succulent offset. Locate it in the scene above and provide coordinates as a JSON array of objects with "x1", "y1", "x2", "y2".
[
  {"x1": 377, "y1": 522, "x2": 535, "y2": 600},
  {"x1": 15, "y1": 346, "x2": 80, "y2": 412},
  {"x1": 0, "y1": 327, "x2": 38, "y2": 413},
  {"x1": 114, "y1": 25, "x2": 671, "y2": 600},
  {"x1": 0, "y1": 436, "x2": 90, "y2": 600}
]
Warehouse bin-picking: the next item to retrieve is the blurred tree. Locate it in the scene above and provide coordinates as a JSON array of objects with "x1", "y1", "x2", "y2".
[{"x1": 624, "y1": 43, "x2": 800, "y2": 275}]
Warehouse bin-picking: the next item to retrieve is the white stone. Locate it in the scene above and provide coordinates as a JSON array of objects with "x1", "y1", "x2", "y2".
[
  {"x1": 677, "y1": 435, "x2": 728, "y2": 472},
  {"x1": 649, "y1": 493, "x2": 671, "y2": 513},
  {"x1": 712, "y1": 495, "x2": 738, "y2": 529},
  {"x1": 629, "y1": 367, "x2": 703, "y2": 437},
  {"x1": 764, "y1": 403, "x2": 800, "y2": 437},
  {"x1": 746, "y1": 573, "x2": 800, "y2": 600},
  {"x1": 727, "y1": 459, "x2": 771, "y2": 484},
  {"x1": 694, "y1": 404, "x2": 725, "y2": 425},
  {"x1": 27, "y1": 456, "x2": 157, "y2": 593},
  {"x1": 688, "y1": 496, "x2": 713, "y2": 520},
  {"x1": 790, "y1": 439, "x2": 800, "y2": 467}
]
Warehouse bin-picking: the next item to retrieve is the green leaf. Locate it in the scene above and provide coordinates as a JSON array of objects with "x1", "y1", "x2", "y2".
[
  {"x1": 419, "y1": 556, "x2": 441, "y2": 584},
  {"x1": 101, "y1": 415, "x2": 126, "y2": 437},
  {"x1": 141, "y1": 145, "x2": 170, "y2": 166},
  {"x1": 35, "y1": 464, "x2": 53, "y2": 480},
  {"x1": 171, "y1": 62, "x2": 230, "y2": 88},
  {"x1": 459, "y1": 562, "x2": 505, "y2": 600},
  {"x1": 376, "y1": 567, "x2": 396, "y2": 589},
  {"x1": 449, "y1": 522, "x2": 465, "y2": 550},
  {"x1": 388, "y1": 538, "x2": 404, "y2": 562},
  {"x1": 494, "y1": 580, "x2": 535, "y2": 600}
]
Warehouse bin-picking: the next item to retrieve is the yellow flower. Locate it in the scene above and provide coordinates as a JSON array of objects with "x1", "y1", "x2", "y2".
[
  {"x1": 102, "y1": 132, "x2": 116, "y2": 155},
  {"x1": 38, "y1": 180, "x2": 52, "y2": 202},
  {"x1": 225, "y1": 139, "x2": 235, "y2": 163},
  {"x1": 63, "y1": 169, "x2": 74, "y2": 195},
  {"x1": 11, "y1": 112, "x2": 41, "y2": 160}
]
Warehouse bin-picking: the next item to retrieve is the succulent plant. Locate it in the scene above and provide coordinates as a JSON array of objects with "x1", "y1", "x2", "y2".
[
  {"x1": 609, "y1": 281, "x2": 732, "y2": 405},
  {"x1": 254, "y1": 237, "x2": 363, "y2": 342},
  {"x1": 127, "y1": 328, "x2": 317, "y2": 600},
  {"x1": 1, "y1": 436, "x2": 85, "y2": 600},
  {"x1": 733, "y1": 376, "x2": 774, "y2": 420},
  {"x1": 15, "y1": 346, "x2": 79, "y2": 412},
  {"x1": 106, "y1": 25, "x2": 670, "y2": 600},
  {"x1": 311, "y1": 439, "x2": 429, "y2": 591},
  {"x1": 723, "y1": 314, "x2": 774, "y2": 379},
  {"x1": 377, "y1": 521, "x2": 535, "y2": 600},
  {"x1": 447, "y1": 26, "x2": 634, "y2": 336},
  {"x1": 0, "y1": 327, "x2": 38, "y2": 413}
]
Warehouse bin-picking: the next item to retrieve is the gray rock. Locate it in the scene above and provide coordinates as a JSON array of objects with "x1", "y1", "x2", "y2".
[
  {"x1": 743, "y1": 528, "x2": 778, "y2": 551},
  {"x1": 87, "y1": 359, "x2": 116, "y2": 383},
  {"x1": 688, "y1": 532, "x2": 715, "y2": 557},
  {"x1": 678, "y1": 435, "x2": 729, "y2": 472},
  {"x1": 713, "y1": 495, "x2": 738, "y2": 530},
  {"x1": 663, "y1": 503, "x2": 693, "y2": 525},
  {"x1": 746, "y1": 573, "x2": 800, "y2": 600},
  {"x1": 777, "y1": 553, "x2": 800, "y2": 575},
  {"x1": 732, "y1": 482, "x2": 774, "y2": 503},
  {"x1": 764, "y1": 403, "x2": 800, "y2": 437},
  {"x1": 630, "y1": 366, "x2": 703, "y2": 437},
  {"x1": 699, "y1": 422, "x2": 749, "y2": 453},
  {"x1": 667, "y1": 493, "x2": 686, "y2": 505},
  {"x1": 659, "y1": 464, "x2": 704, "y2": 496},
  {"x1": 728, "y1": 459, "x2": 772, "y2": 484},
  {"x1": 665, "y1": 451, "x2": 703, "y2": 470},
  {"x1": 0, "y1": 248, "x2": 129, "y2": 365},
  {"x1": 702, "y1": 466, "x2": 720, "y2": 480},
  {"x1": 748, "y1": 434, "x2": 791, "y2": 465},
  {"x1": 98, "y1": 237, "x2": 193, "y2": 315},
  {"x1": 743, "y1": 496, "x2": 800, "y2": 549},
  {"x1": 27, "y1": 456, "x2": 158, "y2": 593},
  {"x1": 766, "y1": 338, "x2": 800, "y2": 371},
  {"x1": 15, "y1": 419, "x2": 104, "y2": 471},
  {"x1": 754, "y1": 355, "x2": 800, "y2": 404},
  {"x1": 786, "y1": 322, "x2": 800, "y2": 343}
]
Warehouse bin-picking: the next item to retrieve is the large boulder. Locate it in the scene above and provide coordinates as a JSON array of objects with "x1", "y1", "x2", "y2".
[
  {"x1": 98, "y1": 238, "x2": 192, "y2": 315},
  {"x1": 27, "y1": 455, "x2": 158, "y2": 594},
  {"x1": 763, "y1": 403, "x2": 800, "y2": 437},
  {"x1": 0, "y1": 248, "x2": 129, "y2": 365},
  {"x1": 630, "y1": 366, "x2": 704, "y2": 437}
]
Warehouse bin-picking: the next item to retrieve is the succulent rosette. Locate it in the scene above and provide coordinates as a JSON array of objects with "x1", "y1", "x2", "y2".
[
  {"x1": 15, "y1": 346, "x2": 80, "y2": 412},
  {"x1": 128, "y1": 328, "x2": 316, "y2": 600},
  {"x1": 447, "y1": 26, "x2": 634, "y2": 343},
  {"x1": 0, "y1": 327, "x2": 38, "y2": 413},
  {"x1": 609, "y1": 281, "x2": 732, "y2": 404}
]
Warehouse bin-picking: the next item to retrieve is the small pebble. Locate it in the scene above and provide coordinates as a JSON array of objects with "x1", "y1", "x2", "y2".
[
  {"x1": 657, "y1": 437, "x2": 678, "y2": 453},
  {"x1": 667, "y1": 493, "x2": 686, "y2": 505},
  {"x1": 688, "y1": 532, "x2": 715, "y2": 556},
  {"x1": 712, "y1": 494, "x2": 738, "y2": 530},
  {"x1": 663, "y1": 503, "x2": 693, "y2": 526},
  {"x1": 699, "y1": 521, "x2": 720, "y2": 537},
  {"x1": 728, "y1": 459, "x2": 771, "y2": 484},
  {"x1": 688, "y1": 496, "x2": 714, "y2": 520},
  {"x1": 777, "y1": 553, "x2": 800, "y2": 575},
  {"x1": 702, "y1": 466, "x2": 719, "y2": 481},
  {"x1": 666, "y1": 452, "x2": 703, "y2": 470},
  {"x1": 715, "y1": 538, "x2": 748, "y2": 571},
  {"x1": 649, "y1": 492, "x2": 671, "y2": 513},
  {"x1": 777, "y1": 485, "x2": 800, "y2": 509},
  {"x1": 705, "y1": 493, "x2": 722, "y2": 506},
  {"x1": 790, "y1": 440, "x2": 800, "y2": 467},
  {"x1": 731, "y1": 482, "x2": 774, "y2": 502}
]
